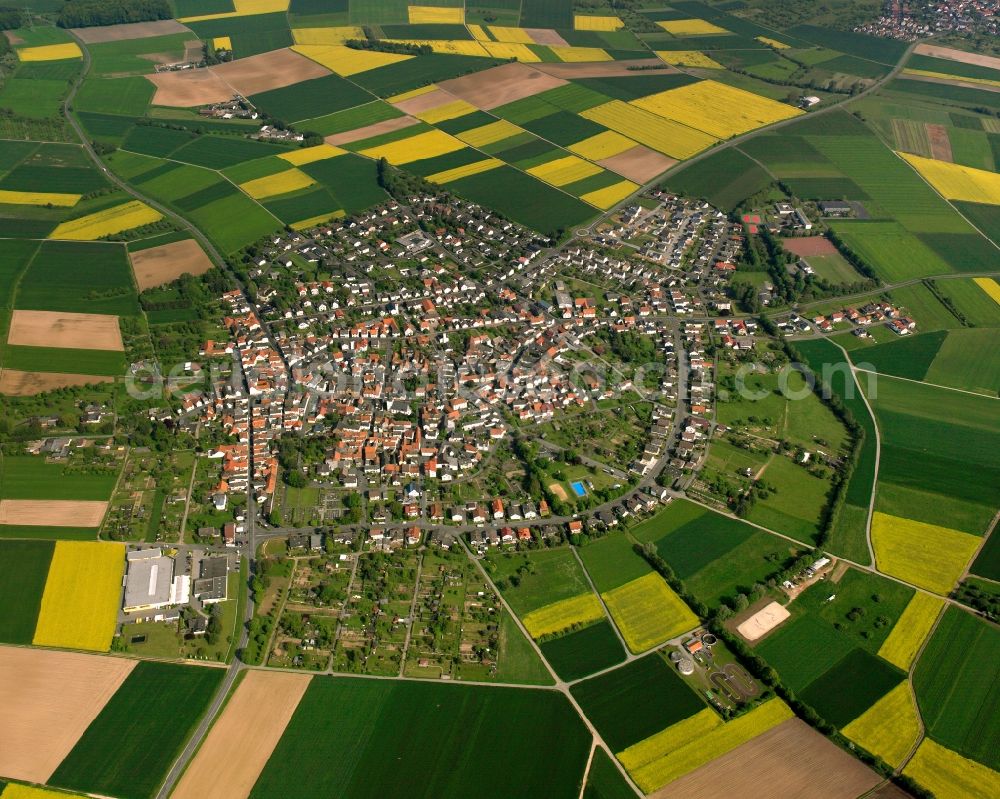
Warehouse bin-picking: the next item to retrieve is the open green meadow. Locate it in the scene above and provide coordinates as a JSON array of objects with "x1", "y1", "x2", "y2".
[
  {"x1": 486, "y1": 547, "x2": 593, "y2": 615},
  {"x1": 913, "y1": 606, "x2": 1000, "y2": 770},
  {"x1": 577, "y1": 533, "x2": 649, "y2": 593},
  {"x1": 848, "y1": 330, "x2": 946, "y2": 381},
  {"x1": 51, "y1": 661, "x2": 225, "y2": 799},
  {"x1": 250, "y1": 677, "x2": 591, "y2": 798},
  {"x1": 0, "y1": 540, "x2": 53, "y2": 644},
  {"x1": 88, "y1": 34, "x2": 195, "y2": 76},
  {"x1": 570, "y1": 653, "x2": 706, "y2": 752},
  {"x1": 540, "y1": 619, "x2": 626, "y2": 682}
]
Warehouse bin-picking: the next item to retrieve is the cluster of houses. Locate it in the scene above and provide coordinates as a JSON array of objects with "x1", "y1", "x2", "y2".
[
  {"x1": 809, "y1": 301, "x2": 916, "y2": 336},
  {"x1": 856, "y1": 0, "x2": 997, "y2": 40}
]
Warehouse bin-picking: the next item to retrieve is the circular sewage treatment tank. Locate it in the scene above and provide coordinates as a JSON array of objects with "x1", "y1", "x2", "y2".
[{"x1": 677, "y1": 657, "x2": 695, "y2": 675}]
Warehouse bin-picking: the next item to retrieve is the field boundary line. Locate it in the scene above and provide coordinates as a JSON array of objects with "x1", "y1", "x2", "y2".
[
  {"x1": 895, "y1": 601, "x2": 948, "y2": 772},
  {"x1": 570, "y1": 545, "x2": 633, "y2": 659},
  {"x1": 577, "y1": 741, "x2": 597, "y2": 799},
  {"x1": 853, "y1": 367, "x2": 1000, "y2": 399}
]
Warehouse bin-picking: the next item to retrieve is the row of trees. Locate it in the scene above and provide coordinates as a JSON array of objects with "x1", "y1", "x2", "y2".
[{"x1": 58, "y1": 0, "x2": 170, "y2": 28}]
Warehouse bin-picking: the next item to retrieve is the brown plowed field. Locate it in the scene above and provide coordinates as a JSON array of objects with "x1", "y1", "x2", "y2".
[
  {"x1": 8, "y1": 310, "x2": 123, "y2": 351},
  {"x1": 0, "y1": 499, "x2": 109, "y2": 527},
  {"x1": 172, "y1": 670, "x2": 311, "y2": 799},
  {"x1": 902, "y1": 73, "x2": 1000, "y2": 94},
  {"x1": 147, "y1": 68, "x2": 234, "y2": 106},
  {"x1": 651, "y1": 719, "x2": 882, "y2": 799},
  {"x1": 212, "y1": 48, "x2": 330, "y2": 95},
  {"x1": 913, "y1": 44, "x2": 1000, "y2": 71},
  {"x1": 129, "y1": 239, "x2": 213, "y2": 290},
  {"x1": 0, "y1": 369, "x2": 113, "y2": 395},
  {"x1": 325, "y1": 115, "x2": 419, "y2": 145},
  {"x1": 393, "y1": 87, "x2": 459, "y2": 115},
  {"x1": 781, "y1": 237, "x2": 838, "y2": 257},
  {"x1": 72, "y1": 19, "x2": 191, "y2": 43},
  {"x1": 526, "y1": 29, "x2": 569, "y2": 46},
  {"x1": 926, "y1": 124, "x2": 954, "y2": 162},
  {"x1": 598, "y1": 145, "x2": 676, "y2": 182},
  {"x1": 0, "y1": 646, "x2": 136, "y2": 783},
  {"x1": 438, "y1": 62, "x2": 567, "y2": 109}
]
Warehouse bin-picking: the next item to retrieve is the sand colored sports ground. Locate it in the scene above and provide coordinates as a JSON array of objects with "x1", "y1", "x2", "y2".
[
  {"x1": 0, "y1": 499, "x2": 109, "y2": 527},
  {"x1": 72, "y1": 19, "x2": 191, "y2": 43},
  {"x1": 439, "y1": 62, "x2": 568, "y2": 110},
  {"x1": 7, "y1": 310, "x2": 123, "y2": 351},
  {"x1": 172, "y1": 670, "x2": 311, "y2": 799},
  {"x1": 0, "y1": 369, "x2": 113, "y2": 395},
  {"x1": 652, "y1": 719, "x2": 881, "y2": 799},
  {"x1": 598, "y1": 146, "x2": 677, "y2": 183},
  {"x1": 736, "y1": 601, "x2": 790, "y2": 641},
  {"x1": 0, "y1": 646, "x2": 136, "y2": 783},
  {"x1": 780, "y1": 237, "x2": 838, "y2": 257},
  {"x1": 129, "y1": 239, "x2": 214, "y2": 290},
  {"x1": 325, "y1": 115, "x2": 418, "y2": 146}
]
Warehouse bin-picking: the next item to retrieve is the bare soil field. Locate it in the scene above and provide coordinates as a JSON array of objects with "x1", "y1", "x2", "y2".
[
  {"x1": 863, "y1": 782, "x2": 916, "y2": 799},
  {"x1": 393, "y1": 87, "x2": 459, "y2": 115},
  {"x1": 652, "y1": 719, "x2": 882, "y2": 799},
  {"x1": 439, "y1": 62, "x2": 567, "y2": 110},
  {"x1": 902, "y1": 73, "x2": 1000, "y2": 94},
  {"x1": 0, "y1": 499, "x2": 109, "y2": 527},
  {"x1": 0, "y1": 646, "x2": 136, "y2": 783},
  {"x1": 736, "y1": 600, "x2": 790, "y2": 642},
  {"x1": 72, "y1": 19, "x2": 191, "y2": 44},
  {"x1": 172, "y1": 670, "x2": 311, "y2": 799},
  {"x1": 4, "y1": 30, "x2": 23, "y2": 45},
  {"x1": 212, "y1": 48, "x2": 330, "y2": 96},
  {"x1": 8, "y1": 310, "x2": 124, "y2": 351},
  {"x1": 0, "y1": 369, "x2": 114, "y2": 395},
  {"x1": 926, "y1": 124, "x2": 953, "y2": 162},
  {"x1": 526, "y1": 29, "x2": 570, "y2": 47},
  {"x1": 599, "y1": 145, "x2": 676, "y2": 182},
  {"x1": 130, "y1": 239, "x2": 213, "y2": 290},
  {"x1": 147, "y1": 68, "x2": 233, "y2": 106},
  {"x1": 325, "y1": 115, "x2": 419, "y2": 145},
  {"x1": 913, "y1": 44, "x2": 1000, "y2": 71},
  {"x1": 781, "y1": 237, "x2": 838, "y2": 257},
  {"x1": 536, "y1": 60, "x2": 678, "y2": 78}
]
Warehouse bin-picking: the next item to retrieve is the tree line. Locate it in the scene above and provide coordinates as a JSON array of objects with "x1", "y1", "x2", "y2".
[{"x1": 58, "y1": 0, "x2": 171, "y2": 28}]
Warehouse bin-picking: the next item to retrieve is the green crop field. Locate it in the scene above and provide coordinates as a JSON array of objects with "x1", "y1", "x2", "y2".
[
  {"x1": 786, "y1": 25, "x2": 907, "y2": 64},
  {"x1": 300, "y1": 153, "x2": 387, "y2": 214},
  {"x1": 187, "y1": 192, "x2": 280, "y2": 254},
  {"x1": 831, "y1": 221, "x2": 954, "y2": 282},
  {"x1": 577, "y1": 533, "x2": 650, "y2": 592},
  {"x1": 250, "y1": 74, "x2": 373, "y2": 124},
  {"x1": 2, "y1": 346, "x2": 126, "y2": 376},
  {"x1": 921, "y1": 329, "x2": 1000, "y2": 395},
  {"x1": 756, "y1": 612, "x2": 858, "y2": 691},
  {"x1": 540, "y1": 620, "x2": 626, "y2": 682},
  {"x1": 0, "y1": 456, "x2": 117, "y2": 501},
  {"x1": 932, "y1": 278, "x2": 1000, "y2": 327},
  {"x1": 913, "y1": 606, "x2": 1000, "y2": 770},
  {"x1": 494, "y1": 612, "x2": 554, "y2": 686},
  {"x1": 302, "y1": 100, "x2": 402, "y2": 136},
  {"x1": 51, "y1": 661, "x2": 224, "y2": 799},
  {"x1": 889, "y1": 282, "x2": 964, "y2": 330},
  {"x1": 73, "y1": 77, "x2": 154, "y2": 117},
  {"x1": 351, "y1": 54, "x2": 501, "y2": 97},
  {"x1": 349, "y1": 0, "x2": 407, "y2": 25},
  {"x1": 520, "y1": 0, "x2": 573, "y2": 28},
  {"x1": 264, "y1": 188, "x2": 341, "y2": 225},
  {"x1": 954, "y1": 201, "x2": 1000, "y2": 246},
  {"x1": 170, "y1": 136, "x2": 295, "y2": 170},
  {"x1": 571, "y1": 653, "x2": 705, "y2": 752},
  {"x1": 486, "y1": 547, "x2": 593, "y2": 615},
  {"x1": 667, "y1": 148, "x2": 773, "y2": 212},
  {"x1": 0, "y1": 163, "x2": 109, "y2": 195},
  {"x1": 970, "y1": 529, "x2": 1000, "y2": 581},
  {"x1": 799, "y1": 648, "x2": 905, "y2": 728},
  {"x1": 121, "y1": 126, "x2": 197, "y2": 158},
  {"x1": 88, "y1": 34, "x2": 195, "y2": 76},
  {"x1": 583, "y1": 748, "x2": 634, "y2": 799},
  {"x1": 250, "y1": 677, "x2": 591, "y2": 798},
  {"x1": 0, "y1": 540, "x2": 53, "y2": 644},
  {"x1": 851, "y1": 331, "x2": 945, "y2": 382}
]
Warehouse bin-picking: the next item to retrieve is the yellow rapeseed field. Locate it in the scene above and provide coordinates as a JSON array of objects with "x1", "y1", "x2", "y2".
[
  {"x1": 872, "y1": 512, "x2": 980, "y2": 595},
  {"x1": 17, "y1": 42, "x2": 82, "y2": 61},
  {"x1": 0, "y1": 189, "x2": 81, "y2": 207},
  {"x1": 212, "y1": 36, "x2": 232, "y2": 51},
  {"x1": 49, "y1": 200, "x2": 162, "y2": 240},
  {"x1": 974, "y1": 277, "x2": 1000, "y2": 306},
  {"x1": 426, "y1": 158, "x2": 503, "y2": 184},
  {"x1": 457, "y1": 119, "x2": 523, "y2": 147},
  {"x1": 903, "y1": 67, "x2": 1000, "y2": 88},
  {"x1": 292, "y1": 44, "x2": 413, "y2": 76},
  {"x1": 292, "y1": 27, "x2": 366, "y2": 46},
  {"x1": 618, "y1": 708, "x2": 722, "y2": 773},
  {"x1": 521, "y1": 592, "x2": 605, "y2": 639},
  {"x1": 903, "y1": 739, "x2": 1000, "y2": 799},
  {"x1": 900, "y1": 152, "x2": 1000, "y2": 204},
  {"x1": 33, "y1": 541, "x2": 124, "y2": 652},
  {"x1": 878, "y1": 591, "x2": 944, "y2": 670},
  {"x1": 468, "y1": 24, "x2": 490, "y2": 42},
  {"x1": 408, "y1": 5, "x2": 464, "y2": 24},
  {"x1": 181, "y1": 0, "x2": 287, "y2": 22},
  {"x1": 601, "y1": 572, "x2": 698, "y2": 653},
  {"x1": 388, "y1": 84, "x2": 438, "y2": 104},
  {"x1": 842, "y1": 682, "x2": 921, "y2": 767},
  {"x1": 415, "y1": 99, "x2": 479, "y2": 124},
  {"x1": 757, "y1": 36, "x2": 790, "y2": 48},
  {"x1": 292, "y1": 210, "x2": 344, "y2": 230},
  {"x1": 551, "y1": 46, "x2": 612, "y2": 62},
  {"x1": 483, "y1": 42, "x2": 540, "y2": 62},
  {"x1": 359, "y1": 129, "x2": 465, "y2": 165},
  {"x1": 574, "y1": 15, "x2": 624, "y2": 31},
  {"x1": 279, "y1": 143, "x2": 345, "y2": 166},
  {"x1": 582, "y1": 100, "x2": 717, "y2": 159},
  {"x1": 569, "y1": 130, "x2": 637, "y2": 160},
  {"x1": 386, "y1": 39, "x2": 489, "y2": 57},
  {"x1": 487, "y1": 26, "x2": 534, "y2": 44},
  {"x1": 2, "y1": 785, "x2": 78, "y2": 799},
  {"x1": 657, "y1": 18, "x2": 728, "y2": 36},
  {"x1": 632, "y1": 80, "x2": 802, "y2": 139},
  {"x1": 655, "y1": 50, "x2": 723, "y2": 69},
  {"x1": 626, "y1": 699, "x2": 793, "y2": 793},
  {"x1": 582, "y1": 179, "x2": 638, "y2": 209},
  {"x1": 527, "y1": 155, "x2": 603, "y2": 187},
  {"x1": 240, "y1": 168, "x2": 315, "y2": 199}
]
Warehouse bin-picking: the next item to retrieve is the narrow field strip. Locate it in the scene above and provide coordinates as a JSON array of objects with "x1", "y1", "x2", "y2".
[
  {"x1": 48, "y1": 200, "x2": 162, "y2": 241},
  {"x1": 0, "y1": 190, "x2": 81, "y2": 207},
  {"x1": 522, "y1": 593, "x2": 606, "y2": 639}
]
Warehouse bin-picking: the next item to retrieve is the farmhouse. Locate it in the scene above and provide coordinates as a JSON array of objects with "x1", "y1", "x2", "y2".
[{"x1": 123, "y1": 548, "x2": 188, "y2": 613}]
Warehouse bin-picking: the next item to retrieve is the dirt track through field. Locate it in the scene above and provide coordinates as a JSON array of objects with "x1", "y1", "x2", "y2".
[
  {"x1": 325, "y1": 115, "x2": 419, "y2": 145},
  {"x1": 130, "y1": 239, "x2": 213, "y2": 290},
  {"x1": 0, "y1": 646, "x2": 136, "y2": 783},
  {"x1": 171, "y1": 670, "x2": 311, "y2": 799},
  {"x1": 72, "y1": 19, "x2": 191, "y2": 44},
  {"x1": 0, "y1": 499, "x2": 109, "y2": 527},
  {"x1": 0, "y1": 369, "x2": 114, "y2": 395},
  {"x1": 8, "y1": 310, "x2": 124, "y2": 351},
  {"x1": 438, "y1": 62, "x2": 568, "y2": 110},
  {"x1": 651, "y1": 719, "x2": 881, "y2": 799},
  {"x1": 913, "y1": 43, "x2": 1000, "y2": 71},
  {"x1": 598, "y1": 146, "x2": 677, "y2": 183}
]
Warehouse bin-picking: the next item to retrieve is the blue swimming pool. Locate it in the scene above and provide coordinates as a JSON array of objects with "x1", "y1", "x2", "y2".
[{"x1": 571, "y1": 481, "x2": 587, "y2": 497}]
